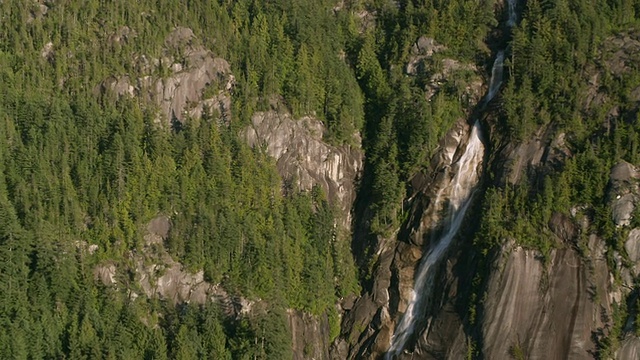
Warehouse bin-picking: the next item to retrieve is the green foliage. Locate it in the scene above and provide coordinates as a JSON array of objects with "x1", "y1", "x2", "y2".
[
  {"x1": 475, "y1": 144, "x2": 615, "y2": 260},
  {"x1": 348, "y1": 0, "x2": 498, "y2": 238},
  {"x1": 509, "y1": 340, "x2": 526, "y2": 360},
  {"x1": 0, "y1": 0, "x2": 370, "y2": 357},
  {"x1": 472, "y1": 0, "x2": 640, "y2": 261},
  {"x1": 3, "y1": 0, "x2": 639, "y2": 357},
  {"x1": 502, "y1": 0, "x2": 640, "y2": 140},
  {"x1": 596, "y1": 301, "x2": 628, "y2": 359}
]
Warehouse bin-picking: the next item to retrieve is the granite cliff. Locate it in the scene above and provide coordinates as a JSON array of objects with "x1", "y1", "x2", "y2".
[{"x1": 333, "y1": 6, "x2": 640, "y2": 360}]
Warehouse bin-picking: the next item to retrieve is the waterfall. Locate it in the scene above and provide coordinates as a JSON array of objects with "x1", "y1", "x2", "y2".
[
  {"x1": 386, "y1": 0, "x2": 517, "y2": 357},
  {"x1": 484, "y1": 51, "x2": 504, "y2": 105},
  {"x1": 507, "y1": 0, "x2": 517, "y2": 27},
  {"x1": 386, "y1": 123, "x2": 484, "y2": 359}
]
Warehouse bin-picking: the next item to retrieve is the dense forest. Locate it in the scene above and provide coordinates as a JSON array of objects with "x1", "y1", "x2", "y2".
[
  {"x1": 1, "y1": 0, "x2": 640, "y2": 358},
  {"x1": 0, "y1": 0, "x2": 365, "y2": 358}
]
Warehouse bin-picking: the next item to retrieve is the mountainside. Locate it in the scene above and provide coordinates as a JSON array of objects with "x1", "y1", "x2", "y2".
[
  {"x1": 1, "y1": 0, "x2": 640, "y2": 359},
  {"x1": 333, "y1": 1, "x2": 640, "y2": 359}
]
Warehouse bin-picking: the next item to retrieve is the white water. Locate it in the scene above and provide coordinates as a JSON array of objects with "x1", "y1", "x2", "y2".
[
  {"x1": 507, "y1": 0, "x2": 517, "y2": 27},
  {"x1": 386, "y1": 0, "x2": 516, "y2": 356},
  {"x1": 484, "y1": 51, "x2": 504, "y2": 105},
  {"x1": 386, "y1": 122, "x2": 484, "y2": 359}
]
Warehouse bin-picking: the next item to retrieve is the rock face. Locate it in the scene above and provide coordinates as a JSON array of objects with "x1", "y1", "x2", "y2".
[
  {"x1": 95, "y1": 215, "x2": 244, "y2": 316},
  {"x1": 336, "y1": 29, "x2": 640, "y2": 360},
  {"x1": 28, "y1": 1, "x2": 51, "y2": 23},
  {"x1": 609, "y1": 161, "x2": 640, "y2": 227},
  {"x1": 93, "y1": 263, "x2": 116, "y2": 286},
  {"x1": 96, "y1": 215, "x2": 336, "y2": 359},
  {"x1": 626, "y1": 228, "x2": 640, "y2": 276},
  {"x1": 604, "y1": 31, "x2": 640, "y2": 76},
  {"x1": 406, "y1": 37, "x2": 446, "y2": 75},
  {"x1": 335, "y1": 127, "x2": 629, "y2": 359},
  {"x1": 244, "y1": 111, "x2": 365, "y2": 360},
  {"x1": 406, "y1": 36, "x2": 483, "y2": 104},
  {"x1": 143, "y1": 51, "x2": 234, "y2": 124},
  {"x1": 617, "y1": 337, "x2": 640, "y2": 360},
  {"x1": 288, "y1": 310, "x2": 331, "y2": 360},
  {"x1": 585, "y1": 31, "x2": 640, "y2": 131},
  {"x1": 98, "y1": 27, "x2": 365, "y2": 360},
  {"x1": 482, "y1": 241, "x2": 612, "y2": 359},
  {"x1": 493, "y1": 124, "x2": 571, "y2": 187},
  {"x1": 332, "y1": 28, "x2": 495, "y2": 358},
  {"x1": 245, "y1": 111, "x2": 363, "y2": 223},
  {"x1": 98, "y1": 27, "x2": 235, "y2": 125},
  {"x1": 41, "y1": 41, "x2": 54, "y2": 59},
  {"x1": 334, "y1": 119, "x2": 481, "y2": 359}
]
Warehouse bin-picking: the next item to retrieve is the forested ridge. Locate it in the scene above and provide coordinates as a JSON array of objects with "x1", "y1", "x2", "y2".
[
  {"x1": 2, "y1": 0, "x2": 640, "y2": 358},
  {"x1": 0, "y1": 0, "x2": 364, "y2": 358}
]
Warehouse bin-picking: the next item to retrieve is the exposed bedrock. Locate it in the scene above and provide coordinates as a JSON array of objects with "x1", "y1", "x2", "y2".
[
  {"x1": 333, "y1": 119, "x2": 480, "y2": 359},
  {"x1": 244, "y1": 111, "x2": 363, "y2": 225},
  {"x1": 482, "y1": 239, "x2": 612, "y2": 359}
]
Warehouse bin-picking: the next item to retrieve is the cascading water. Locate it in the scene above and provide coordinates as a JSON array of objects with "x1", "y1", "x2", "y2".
[
  {"x1": 484, "y1": 51, "x2": 504, "y2": 105},
  {"x1": 507, "y1": 0, "x2": 517, "y2": 27},
  {"x1": 386, "y1": 1, "x2": 517, "y2": 358},
  {"x1": 386, "y1": 123, "x2": 484, "y2": 359}
]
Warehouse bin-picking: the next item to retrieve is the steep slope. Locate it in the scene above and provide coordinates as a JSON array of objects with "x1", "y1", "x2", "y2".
[
  {"x1": 0, "y1": 1, "x2": 370, "y2": 358},
  {"x1": 336, "y1": 1, "x2": 640, "y2": 359},
  {"x1": 482, "y1": 240, "x2": 612, "y2": 359},
  {"x1": 3, "y1": 0, "x2": 640, "y2": 359}
]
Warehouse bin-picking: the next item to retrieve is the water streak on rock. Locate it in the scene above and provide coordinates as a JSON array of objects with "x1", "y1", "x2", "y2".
[
  {"x1": 386, "y1": 121, "x2": 484, "y2": 359},
  {"x1": 386, "y1": 0, "x2": 517, "y2": 355}
]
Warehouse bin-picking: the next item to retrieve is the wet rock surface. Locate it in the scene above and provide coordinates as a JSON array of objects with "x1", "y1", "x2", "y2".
[
  {"x1": 336, "y1": 29, "x2": 640, "y2": 360},
  {"x1": 334, "y1": 119, "x2": 479, "y2": 359}
]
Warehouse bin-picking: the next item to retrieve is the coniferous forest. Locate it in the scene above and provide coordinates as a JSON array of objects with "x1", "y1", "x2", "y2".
[{"x1": 1, "y1": 0, "x2": 640, "y2": 359}]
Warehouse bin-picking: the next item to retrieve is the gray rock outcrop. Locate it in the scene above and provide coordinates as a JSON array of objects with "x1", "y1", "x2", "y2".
[
  {"x1": 97, "y1": 27, "x2": 235, "y2": 125},
  {"x1": 94, "y1": 215, "x2": 244, "y2": 316},
  {"x1": 617, "y1": 336, "x2": 640, "y2": 360},
  {"x1": 288, "y1": 310, "x2": 331, "y2": 360},
  {"x1": 144, "y1": 53, "x2": 233, "y2": 124},
  {"x1": 406, "y1": 36, "x2": 446, "y2": 75},
  {"x1": 626, "y1": 228, "x2": 640, "y2": 276},
  {"x1": 93, "y1": 263, "x2": 117, "y2": 286},
  {"x1": 482, "y1": 241, "x2": 612, "y2": 359},
  {"x1": 244, "y1": 111, "x2": 363, "y2": 224},
  {"x1": 609, "y1": 161, "x2": 640, "y2": 227},
  {"x1": 406, "y1": 36, "x2": 483, "y2": 104},
  {"x1": 495, "y1": 125, "x2": 571, "y2": 187}
]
